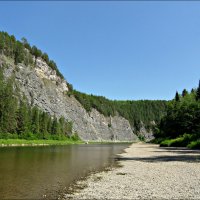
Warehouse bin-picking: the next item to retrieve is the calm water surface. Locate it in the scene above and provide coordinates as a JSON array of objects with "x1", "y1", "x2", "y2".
[{"x1": 0, "y1": 144, "x2": 129, "y2": 199}]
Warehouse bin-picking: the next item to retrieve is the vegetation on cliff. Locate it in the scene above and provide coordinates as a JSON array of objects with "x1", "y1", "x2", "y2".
[
  {"x1": 154, "y1": 81, "x2": 200, "y2": 149},
  {"x1": 0, "y1": 31, "x2": 64, "y2": 79},
  {"x1": 0, "y1": 69, "x2": 76, "y2": 141},
  {"x1": 0, "y1": 31, "x2": 168, "y2": 141},
  {"x1": 72, "y1": 90, "x2": 167, "y2": 132}
]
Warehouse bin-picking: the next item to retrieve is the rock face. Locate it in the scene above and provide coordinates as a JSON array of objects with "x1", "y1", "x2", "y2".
[
  {"x1": 0, "y1": 55, "x2": 138, "y2": 142},
  {"x1": 137, "y1": 123, "x2": 154, "y2": 141}
]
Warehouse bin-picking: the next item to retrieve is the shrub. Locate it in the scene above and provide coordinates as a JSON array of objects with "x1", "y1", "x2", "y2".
[
  {"x1": 108, "y1": 123, "x2": 112, "y2": 128},
  {"x1": 70, "y1": 132, "x2": 80, "y2": 141},
  {"x1": 20, "y1": 132, "x2": 38, "y2": 140},
  {"x1": 160, "y1": 134, "x2": 194, "y2": 147},
  {"x1": 160, "y1": 139, "x2": 172, "y2": 147},
  {"x1": 138, "y1": 135, "x2": 145, "y2": 141},
  {"x1": 187, "y1": 140, "x2": 200, "y2": 149},
  {"x1": 0, "y1": 133, "x2": 18, "y2": 139}
]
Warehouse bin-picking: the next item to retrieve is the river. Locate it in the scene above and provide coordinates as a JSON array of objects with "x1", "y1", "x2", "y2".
[{"x1": 0, "y1": 143, "x2": 129, "y2": 199}]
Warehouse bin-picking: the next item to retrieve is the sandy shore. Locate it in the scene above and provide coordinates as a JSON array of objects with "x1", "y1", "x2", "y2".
[{"x1": 64, "y1": 142, "x2": 200, "y2": 199}]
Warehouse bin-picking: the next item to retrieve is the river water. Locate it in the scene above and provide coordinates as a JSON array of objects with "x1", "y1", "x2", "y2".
[{"x1": 0, "y1": 143, "x2": 129, "y2": 199}]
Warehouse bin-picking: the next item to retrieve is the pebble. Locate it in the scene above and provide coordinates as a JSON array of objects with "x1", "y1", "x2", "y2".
[{"x1": 64, "y1": 143, "x2": 200, "y2": 199}]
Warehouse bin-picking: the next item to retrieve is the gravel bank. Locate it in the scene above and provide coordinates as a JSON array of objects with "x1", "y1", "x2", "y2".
[{"x1": 64, "y1": 142, "x2": 200, "y2": 199}]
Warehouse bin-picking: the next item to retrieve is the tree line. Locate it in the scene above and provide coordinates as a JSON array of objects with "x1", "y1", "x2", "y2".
[
  {"x1": 0, "y1": 69, "x2": 73, "y2": 140},
  {"x1": 154, "y1": 81, "x2": 200, "y2": 148},
  {"x1": 71, "y1": 90, "x2": 167, "y2": 132},
  {"x1": 0, "y1": 31, "x2": 64, "y2": 79},
  {"x1": 0, "y1": 30, "x2": 168, "y2": 138}
]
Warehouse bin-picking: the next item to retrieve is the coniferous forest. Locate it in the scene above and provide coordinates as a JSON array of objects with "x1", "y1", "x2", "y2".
[
  {"x1": 0, "y1": 31, "x2": 168, "y2": 142},
  {"x1": 71, "y1": 90, "x2": 167, "y2": 132},
  {"x1": 3, "y1": 30, "x2": 200, "y2": 147},
  {"x1": 0, "y1": 68, "x2": 74, "y2": 140},
  {"x1": 153, "y1": 82, "x2": 200, "y2": 149}
]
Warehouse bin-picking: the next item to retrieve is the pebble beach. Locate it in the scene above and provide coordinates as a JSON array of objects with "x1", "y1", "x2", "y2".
[{"x1": 64, "y1": 143, "x2": 200, "y2": 199}]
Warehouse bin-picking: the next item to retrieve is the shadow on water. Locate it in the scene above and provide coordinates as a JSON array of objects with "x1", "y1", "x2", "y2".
[{"x1": 115, "y1": 147, "x2": 200, "y2": 163}]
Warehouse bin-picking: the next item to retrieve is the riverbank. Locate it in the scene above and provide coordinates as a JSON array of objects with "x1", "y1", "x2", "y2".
[
  {"x1": 0, "y1": 139, "x2": 134, "y2": 147},
  {"x1": 0, "y1": 139, "x2": 83, "y2": 147},
  {"x1": 64, "y1": 142, "x2": 200, "y2": 199}
]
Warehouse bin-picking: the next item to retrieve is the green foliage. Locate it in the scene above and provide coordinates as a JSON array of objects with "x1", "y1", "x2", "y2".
[
  {"x1": 0, "y1": 71, "x2": 18, "y2": 133},
  {"x1": 0, "y1": 133, "x2": 18, "y2": 139},
  {"x1": 70, "y1": 132, "x2": 81, "y2": 141},
  {"x1": 14, "y1": 41, "x2": 24, "y2": 64},
  {"x1": 31, "y1": 106, "x2": 40, "y2": 134},
  {"x1": 0, "y1": 70, "x2": 74, "y2": 140},
  {"x1": 187, "y1": 140, "x2": 200, "y2": 149},
  {"x1": 108, "y1": 123, "x2": 112, "y2": 128},
  {"x1": 0, "y1": 31, "x2": 169, "y2": 140},
  {"x1": 72, "y1": 90, "x2": 167, "y2": 131},
  {"x1": 41, "y1": 52, "x2": 49, "y2": 63},
  {"x1": 196, "y1": 80, "x2": 200, "y2": 101},
  {"x1": 155, "y1": 81, "x2": 200, "y2": 149},
  {"x1": 156, "y1": 87, "x2": 200, "y2": 139},
  {"x1": 0, "y1": 31, "x2": 64, "y2": 79},
  {"x1": 0, "y1": 138, "x2": 83, "y2": 146},
  {"x1": 17, "y1": 99, "x2": 30, "y2": 134},
  {"x1": 67, "y1": 83, "x2": 73, "y2": 92},
  {"x1": 31, "y1": 45, "x2": 42, "y2": 59},
  {"x1": 160, "y1": 134, "x2": 194, "y2": 147},
  {"x1": 138, "y1": 135, "x2": 145, "y2": 141},
  {"x1": 175, "y1": 91, "x2": 180, "y2": 102},
  {"x1": 182, "y1": 89, "x2": 188, "y2": 97}
]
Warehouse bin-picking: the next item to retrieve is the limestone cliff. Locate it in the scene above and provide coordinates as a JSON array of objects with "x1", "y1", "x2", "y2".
[{"x1": 0, "y1": 55, "x2": 137, "y2": 141}]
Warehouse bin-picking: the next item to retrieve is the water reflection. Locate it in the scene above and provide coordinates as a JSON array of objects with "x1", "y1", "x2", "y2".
[{"x1": 0, "y1": 144, "x2": 129, "y2": 199}]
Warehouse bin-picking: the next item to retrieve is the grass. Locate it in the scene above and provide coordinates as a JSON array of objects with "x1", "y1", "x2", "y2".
[
  {"x1": 0, "y1": 138, "x2": 83, "y2": 146},
  {"x1": 159, "y1": 134, "x2": 200, "y2": 149},
  {"x1": 88, "y1": 141, "x2": 134, "y2": 144},
  {"x1": 160, "y1": 134, "x2": 192, "y2": 147}
]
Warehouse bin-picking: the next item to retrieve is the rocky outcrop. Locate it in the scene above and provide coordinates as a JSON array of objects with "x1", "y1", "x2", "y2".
[
  {"x1": 0, "y1": 55, "x2": 137, "y2": 142},
  {"x1": 137, "y1": 124, "x2": 154, "y2": 141}
]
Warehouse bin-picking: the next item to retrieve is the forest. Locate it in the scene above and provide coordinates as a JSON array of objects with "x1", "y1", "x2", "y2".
[
  {"x1": 154, "y1": 83, "x2": 200, "y2": 149},
  {"x1": 0, "y1": 69, "x2": 75, "y2": 140},
  {"x1": 0, "y1": 31, "x2": 169, "y2": 141},
  {"x1": 0, "y1": 31, "x2": 64, "y2": 79},
  {"x1": 72, "y1": 90, "x2": 167, "y2": 132}
]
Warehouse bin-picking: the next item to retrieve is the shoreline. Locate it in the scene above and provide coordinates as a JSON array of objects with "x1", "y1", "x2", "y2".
[
  {"x1": 0, "y1": 139, "x2": 134, "y2": 147},
  {"x1": 63, "y1": 142, "x2": 200, "y2": 199},
  {"x1": 0, "y1": 139, "x2": 83, "y2": 147},
  {"x1": 59, "y1": 142, "x2": 130, "y2": 199}
]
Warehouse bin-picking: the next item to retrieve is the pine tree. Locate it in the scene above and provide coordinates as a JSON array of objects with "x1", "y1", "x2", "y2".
[
  {"x1": 191, "y1": 88, "x2": 195, "y2": 93},
  {"x1": 39, "y1": 112, "x2": 48, "y2": 138},
  {"x1": 14, "y1": 41, "x2": 24, "y2": 64},
  {"x1": 59, "y1": 117, "x2": 64, "y2": 135},
  {"x1": 2, "y1": 78, "x2": 18, "y2": 133},
  {"x1": 31, "y1": 106, "x2": 40, "y2": 134},
  {"x1": 17, "y1": 100, "x2": 29, "y2": 135},
  {"x1": 65, "y1": 121, "x2": 73, "y2": 136},
  {"x1": 0, "y1": 69, "x2": 5, "y2": 132},
  {"x1": 175, "y1": 91, "x2": 180, "y2": 102},
  {"x1": 196, "y1": 80, "x2": 200, "y2": 101},
  {"x1": 182, "y1": 89, "x2": 188, "y2": 97},
  {"x1": 51, "y1": 116, "x2": 61, "y2": 135},
  {"x1": 21, "y1": 37, "x2": 31, "y2": 50},
  {"x1": 47, "y1": 116, "x2": 52, "y2": 134},
  {"x1": 0, "y1": 33, "x2": 5, "y2": 55},
  {"x1": 41, "y1": 53, "x2": 49, "y2": 63}
]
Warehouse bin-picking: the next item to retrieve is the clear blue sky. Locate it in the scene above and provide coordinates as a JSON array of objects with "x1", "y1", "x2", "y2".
[{"x1": 0, "y1": 1, "x2": 200, "y2": 100}]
